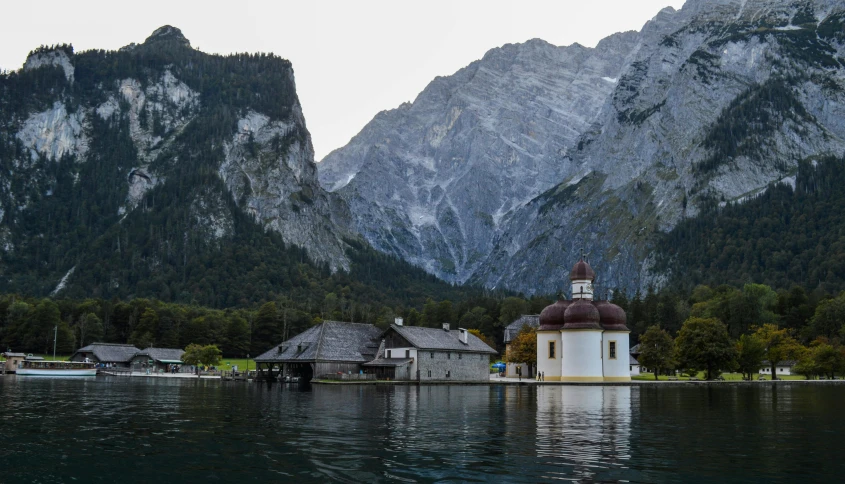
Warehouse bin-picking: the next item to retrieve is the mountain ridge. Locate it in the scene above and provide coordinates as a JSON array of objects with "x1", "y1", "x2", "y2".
[{"x1": 319, "y1": 0, "x2": 845, "y2": 296}]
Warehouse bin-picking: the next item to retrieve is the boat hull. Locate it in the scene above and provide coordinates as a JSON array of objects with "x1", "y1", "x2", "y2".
[{"x1": 16, "y1": 368, "x2": 97, "y2": 376}]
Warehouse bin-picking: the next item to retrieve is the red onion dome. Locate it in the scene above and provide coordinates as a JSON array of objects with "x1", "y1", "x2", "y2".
[
  {"x1": 562, "y1": 299, "x2": 602, "y2": 330},
  {"x1": 594, "y1": 300, "x2": 629, "y2": 331},
  {"x1": 539, "y1": 300, "x2": 571, "y2": 331},
  {"x1": 569, "y1": 259, "x2": 596, "y2": 281}
]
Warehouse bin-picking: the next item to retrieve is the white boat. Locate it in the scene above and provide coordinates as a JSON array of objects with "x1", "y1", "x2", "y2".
[{"x1": 17, "y1": 359, "x2": 97, "y2": 376}]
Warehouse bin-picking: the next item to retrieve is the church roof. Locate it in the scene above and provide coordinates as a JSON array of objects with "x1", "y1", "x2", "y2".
[
  {"x1": 537, "y1": 257, "x2": 629, "y2": 331},
  {"x1": 569, "y1": 259, "x2": 596, "y2": 281},
  {"x1": 563, "y1": 299, "x2": 603, "y2": 330}
]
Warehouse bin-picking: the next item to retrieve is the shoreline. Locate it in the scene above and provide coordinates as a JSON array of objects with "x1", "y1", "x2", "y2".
[{"x1": 310, "y1": 377, "x2": 845, "y2": 386}]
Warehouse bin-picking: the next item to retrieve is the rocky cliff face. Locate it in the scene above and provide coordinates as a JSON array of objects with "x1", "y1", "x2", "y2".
[
  {"x1": 320, "y1": 0, "x2": 845, "y2": 296},
  {"x1": 319, "y1": 34, "x2": 640, "y2": 282},
  {"x1": 0, "y1": 26, "x2": 351, "y2": 297}
]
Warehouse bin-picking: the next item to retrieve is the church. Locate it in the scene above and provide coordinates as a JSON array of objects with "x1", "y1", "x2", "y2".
[{"x1": 536, "y1": 256, "x2": 630, "y2": 382}]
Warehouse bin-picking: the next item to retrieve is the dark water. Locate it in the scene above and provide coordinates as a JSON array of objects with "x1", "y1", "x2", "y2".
[{"x1": 1, "y1": 377, "x2": 843, "y2": 483}]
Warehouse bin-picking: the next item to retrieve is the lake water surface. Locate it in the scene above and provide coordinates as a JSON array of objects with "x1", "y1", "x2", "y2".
[{"x1": 1, "y1": 377, "x2": 842, "y2": 482}]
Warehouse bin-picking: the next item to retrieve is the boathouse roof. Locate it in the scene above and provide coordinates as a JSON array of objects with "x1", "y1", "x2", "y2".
[
  {"x1": 71, "y1": 343, "x2": 141, "y2": 363},
  {"x1": 134, "y1": 347, "x2": 185, "y2": 363},
  {"x1": 503, "y1": 315, "x2": 540, "y2": 344},
  {"x1": 388, "y1": 324, "x2": 498, "y2": 354},
  {"x1": 255, "y1": 321, "x2": 382, "y2": 363}
]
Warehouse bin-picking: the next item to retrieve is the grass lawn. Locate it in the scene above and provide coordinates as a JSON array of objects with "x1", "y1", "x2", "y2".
[
  {"x1": 633, "y1": 371, "x2": 808, "y2": 381},
  {"x1": 219, "y1": 358, "x2": 254, "y2": 371}
]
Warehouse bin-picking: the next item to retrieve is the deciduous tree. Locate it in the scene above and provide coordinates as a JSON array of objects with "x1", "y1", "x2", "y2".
[
  {"x1": 754, "y1": 324, "x2": 803, "y2": 380},
  {"x1": 736, "y1": 333, "x2": 765, "y2": 381},
  {"x1": 675, "y1": 317, "x2": 736, "y2": 380},
  {"x1": 638, "y1": 326, "x2": 676, "y2": 380}
]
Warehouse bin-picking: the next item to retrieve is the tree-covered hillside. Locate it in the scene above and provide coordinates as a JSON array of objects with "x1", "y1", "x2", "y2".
[{"x1": 656, "y1": 155, "x2": 845, "y2": 294}]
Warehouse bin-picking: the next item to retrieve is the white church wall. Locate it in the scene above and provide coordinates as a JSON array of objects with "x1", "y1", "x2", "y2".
[
  {"x1": 560, "y1": 330, "x2": 604, "y2": 381},
  {"x1": 537, "y1": 331, "x2": 561, "y2": 381},
  {"x1": 602, "y1": 331, "x2": 631, "y2": 381}
]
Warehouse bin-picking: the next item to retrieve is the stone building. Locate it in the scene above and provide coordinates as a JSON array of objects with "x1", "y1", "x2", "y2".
[
  {"x1": 503, "y1": 315, "x2": 539, "y2": 378},
  {"x1": 365, "y1": 321, "x2": 497, "y2": 382},
  {"x1": 257, "y1": 320, "x2": 497, "y2": 382},
  {"x1": 537, "y1": 257, "x2": 631, "y2": 382}
]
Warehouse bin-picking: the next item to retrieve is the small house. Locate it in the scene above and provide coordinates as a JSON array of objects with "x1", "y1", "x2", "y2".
[
  {"x1": 630, "y1": 355, "x2": 641, "y2": 376},
  {"x1": 759, "y1": 360, "x2": 797, "y2": 377},
  {"x1": 70, "y1": 343, "x2": 140, "y2": 367},
  {"x1": 130, "y1": 348, "x2": 185, "y2": 373},
  {"x1": 3, "y1": 352, "x2": 27, "y2": 373},
  {"x1": 503, "y1": 315, "x2": 539, "y2": 378}
]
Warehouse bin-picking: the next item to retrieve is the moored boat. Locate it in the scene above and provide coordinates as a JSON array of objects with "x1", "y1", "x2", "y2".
[{"x1": 17, "y1": 359, "x2": 96, "y2": 376}]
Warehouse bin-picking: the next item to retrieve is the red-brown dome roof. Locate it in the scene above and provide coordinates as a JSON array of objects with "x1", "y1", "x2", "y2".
[
  {"x1": 562, "y1": 299, "x2": 602, "y2": 330},
  {"x1": 569, "y1": 259, "x2": 596, "y2": 281},
  {"x1": 593, "y1": 300, "x2": 629, "y2": 331},
  {"x1": 539, "y1": 300, "x2": 571, "y2": 330}
]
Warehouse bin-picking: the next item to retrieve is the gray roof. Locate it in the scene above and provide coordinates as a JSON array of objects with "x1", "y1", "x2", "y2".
[
  {"x1": 362, "y1": 358, "x2": 413, "y2": 367},
  {"x1": 255, "y1": 321, "x2": 382, "y2": 363},
  {"x1": 71, "y1": 343, "x2": 141, "y2": 363},
  {"x1": 390, "y1": 325, "x2": 498, "y2": 354},
  {"x1": 3, "y1": 352, "x2": 26, "y2": 357},
  {"x1": 630, "y1": 344, "x2": 640, "y2": 354},
  {"x1": 504, "y1": 315, "x2": 540, "y2": 343},
  {"x1": 134, "y1": 348, "x2": 185, "y2": 362},
  {"x1": 761, "y1": 360, "x2": 798, "y2": 367},
  {"x1": 630, "y1": 355, "x2": 639, "y2": 365}
]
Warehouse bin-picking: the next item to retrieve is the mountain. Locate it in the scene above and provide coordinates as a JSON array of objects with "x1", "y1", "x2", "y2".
[
  {"x1": 0, "y1": 26, "x2": 351, "y2": 303},
  {"x1": 318, "y1": 34, "x2": 639, "y2": 284},
  {"x1": 319, "y1": 0, "x2": 845, "y2": 296}
]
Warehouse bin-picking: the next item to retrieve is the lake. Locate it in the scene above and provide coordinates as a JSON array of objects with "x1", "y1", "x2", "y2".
[{"x1": 0, "y1": 377, "x2": 842, "y2": 482}]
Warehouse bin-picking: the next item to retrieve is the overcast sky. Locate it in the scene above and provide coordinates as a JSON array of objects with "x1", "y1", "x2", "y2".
[{"x1": 0, "y1": 0, "x2": 686, "y2": 161}]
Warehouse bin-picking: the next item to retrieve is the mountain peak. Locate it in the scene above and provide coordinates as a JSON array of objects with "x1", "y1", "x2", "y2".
[{"x1": 144, "y1": 25, "x2": 191, "y2": 47}]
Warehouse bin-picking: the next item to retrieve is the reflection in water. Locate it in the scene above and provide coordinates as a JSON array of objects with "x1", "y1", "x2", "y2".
[
  {"x1": 536, "y1": 386, "x2": 631, "y2": 482},
  {"x1": 3, "y1": 377, "x2": 845, "y2": 483}
]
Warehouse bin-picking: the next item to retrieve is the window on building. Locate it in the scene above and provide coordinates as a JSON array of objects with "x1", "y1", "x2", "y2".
[
  {"x1": 446, "y1": 370, "x2": 451, "y2": 378},
  {"x1": 549, "y1": 341, "x2": 556, "y2": 359},
  {"x1": 431, "y1": 352, "x2": 434, "y2": 358},
  {"x1": 609, "y1": 341, "x2": 617, "y2": 360},
  {"x1": 406, "y1": 350, "x2": 410, "y2": 358},
  {"x1": 428, "y1": 370, "x2": 431, "y2": 377},
  {"x1": 458, "y1": 353, "x2": 462, "y2": 360},
  {"x1": 387, "y1": 350, "x2": 391, "y2": 358},
  {"x1": 448, "y1": 353, "x2": 451, "y2": 359},
  {"x1": 630, "y1": 366, "x2": 632, "y2": 371}
]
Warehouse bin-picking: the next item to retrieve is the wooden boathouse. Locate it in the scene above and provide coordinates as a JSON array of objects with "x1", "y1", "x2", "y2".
[{"x1": 254, "y1": 321, "x2": 382, "y2": 381}]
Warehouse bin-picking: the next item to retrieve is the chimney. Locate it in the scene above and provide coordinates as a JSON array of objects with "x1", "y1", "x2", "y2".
[
  {"x1": 395, "y1": 317, "x2": 404, "y2": 326},
  {"x1": 442, "y1": 323, "x2": 450, "y2": 331},
  {"x1": 459, "y1": 328, "x2": 468, "y2": 345}
]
